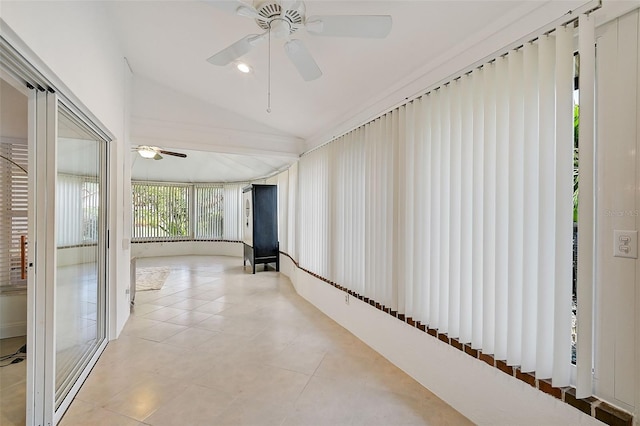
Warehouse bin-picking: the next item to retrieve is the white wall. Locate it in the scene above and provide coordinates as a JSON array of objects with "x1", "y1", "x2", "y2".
[
  {"x1": 280, "y1": 255, "x2": 601, "y2": 426},
  {"x1": 594, "y1": 7, "x2": 640, "y2": 416},
  {"x1": 131, "y1": 241, "x2": 242, "y2": 259},
  {"x1": 0, "y1": 292, "x2": 26, "y2": 338},
  {"x1": 1, "y1": 1, "x2": 131, "y2": 336}
]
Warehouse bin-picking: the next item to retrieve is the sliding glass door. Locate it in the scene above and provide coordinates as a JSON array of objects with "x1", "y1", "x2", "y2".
[
  {"x1": 53, "y1": 104, "x2": 108, "y2": 411},
  {"x1": 28, "y1": 90, "x2": 109, "y2": 424}
]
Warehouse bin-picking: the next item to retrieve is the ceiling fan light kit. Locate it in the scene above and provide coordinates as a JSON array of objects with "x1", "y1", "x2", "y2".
[
  {"x1": 236, "y1": 62, "x2": 252, "y2": 73},
  {"x1": 207, "y1": 0, "x2": 392, "y2": 83}
]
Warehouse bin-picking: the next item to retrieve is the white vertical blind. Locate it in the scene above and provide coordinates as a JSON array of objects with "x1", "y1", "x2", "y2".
[
  {"x1": 494, "y1": 55, "x2": 509, "y2": 361},
  {"x1": 429, "y1": 91, "x2": 441, "y2": 328},
  {"x1": 554, "y1": 23, "x2": 575, "y2": 388},
  {"x1": 283, "y1": 16, "x2": 589, "y2": 386},
  {"x1": 576, "y1": 14, "x2": 596, "y2": 398},
  {"x1": 222, "y1": 183, "x2": 243, "y2": 240},
  {"x1": 276, "y1": 170, "x2": 289, "y2": 253},
  {"x1": 522, "y1": 41, "x2": 540, "y2": 373},
  {"x1": 56, "y1": 174, "x2": 99, "y2": 247},
  {"x1": 482, "y1": 62, "x2": 497, "y2": 354},
  {"x1": 471, "y1": 68, "x2": 485, "y2": 349},
  {"x1": 195, "y1": 185, "x2": 223, "y2": 239},
  {"x1": 507, "y1": 48, "x2": 524, "y2": 366},
  {"x1": 439, "y1": 87, "x2": 450, "y2": 332},
  {"x1": 418, "y1": 96, "x2": 431, "y2": 325},
  {"x1": 448, "y1": 79, "x2": 462, "y2": 338},
  {"x1": 288, "y1": 162, "x2": 298, "y2": 260},
  {"x1": 536, "y1": 33, "x2": 557, "y2": 380},
  {"x1": 459, "y1": 74, "x2": 474, "y2": 344}
]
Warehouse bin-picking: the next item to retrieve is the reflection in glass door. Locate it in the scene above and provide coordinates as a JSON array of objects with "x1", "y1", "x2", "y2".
[{"x1": 54, "y1": 104, "x2": 107, "y2": 409}]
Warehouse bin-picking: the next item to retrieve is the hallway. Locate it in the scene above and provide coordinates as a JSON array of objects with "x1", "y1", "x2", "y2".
[{"x1": 60, "y1": 255, "x2": 470, "y2": 425}]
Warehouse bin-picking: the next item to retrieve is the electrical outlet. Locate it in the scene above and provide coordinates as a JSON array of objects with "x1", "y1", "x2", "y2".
[
  {"x1": 345, "y1": 294, "x2": 349, "y2": 305},
  {"x1": 614, "y1": 230, "x2": 638, "y2": 259}
]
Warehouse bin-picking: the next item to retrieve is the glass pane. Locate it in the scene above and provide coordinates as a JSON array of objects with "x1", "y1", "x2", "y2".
[{"x1": 54, "y1": 106, "x2": 106, "y2": 408}]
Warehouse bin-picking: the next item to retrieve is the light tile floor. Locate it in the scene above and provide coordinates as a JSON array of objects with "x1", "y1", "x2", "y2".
[
  {"x1": 0, "y1": 335, "x2": 27, "y2": 426},
  {"x1": 60, "y1": 255, "x2": 472, "y2": 426}
]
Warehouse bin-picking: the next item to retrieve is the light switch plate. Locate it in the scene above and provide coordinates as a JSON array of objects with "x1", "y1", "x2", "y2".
[{"x1": 613, "y1": 230, "x2": 638, "y2": 259}]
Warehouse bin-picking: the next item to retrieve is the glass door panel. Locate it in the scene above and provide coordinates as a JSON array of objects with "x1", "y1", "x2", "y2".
[{"x1": 54, "y1": 105, "x2": 107, "y2": 409}]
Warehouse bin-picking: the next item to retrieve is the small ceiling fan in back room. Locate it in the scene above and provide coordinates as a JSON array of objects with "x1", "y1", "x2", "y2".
[
  {"x1": 206, "y1": 0, "x2": 393, "y2": 82},
  {"x1": 133, "y1": 146, "x2": 188, "y2": 160}
]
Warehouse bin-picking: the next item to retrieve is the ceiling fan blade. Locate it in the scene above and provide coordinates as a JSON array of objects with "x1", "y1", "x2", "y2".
[
  {"x1": 306, "y1": 15, "x2": 392, "y2": 38},
  {"x1": 207, "y1": 33, "x2": 266, "y2": 66},
  {"x1": 284, "y1": 39, "x2": 322, "y2": 82},
  {"x1": 157, "y1": 150, "x2": 187, "y2": 158}
]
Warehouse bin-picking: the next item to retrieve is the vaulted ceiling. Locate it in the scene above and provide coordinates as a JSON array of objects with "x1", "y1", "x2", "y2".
[{"x1": 106, "y1": 0, "x2": 586, "y2": 181}]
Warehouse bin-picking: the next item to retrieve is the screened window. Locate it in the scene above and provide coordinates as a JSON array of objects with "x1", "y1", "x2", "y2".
[
  {"x1": 132, "y1": 181, "x2": 246, "y2": 242},
  {"x1": 195, "y1": 185, "x2": 223, "y2": 239},
  {"x1": 132, "y1": 182, "x2": 190, "y2": 240}
]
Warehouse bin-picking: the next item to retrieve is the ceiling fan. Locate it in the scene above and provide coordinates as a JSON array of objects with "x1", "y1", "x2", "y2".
[
  {"x1": 133, "y1": 146, "x2": 188, "y2": 160},
  {"x1": 206, "y1": 0, "x2": 392, "y2": 81}
]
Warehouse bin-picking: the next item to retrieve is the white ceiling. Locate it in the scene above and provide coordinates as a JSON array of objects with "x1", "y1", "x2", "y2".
[
  {"x1": 130, "y1": 147, "x2": 293, "y2": 182},
  {"x1": 104, "y1": 0, "x2": 579, "y2": 182}
]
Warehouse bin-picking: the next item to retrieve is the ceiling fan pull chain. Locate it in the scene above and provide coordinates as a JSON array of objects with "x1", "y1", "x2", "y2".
[{"x1": 267, "y1": 25, "x2": 272, "y2": 113}]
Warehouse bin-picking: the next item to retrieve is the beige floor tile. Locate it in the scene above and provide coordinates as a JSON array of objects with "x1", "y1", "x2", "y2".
[
  {"x1": 102, "y1": 375, "x2": 188, "y2": 421},
  {"x1": 59, "y1": 399, "x2": 141, "y2": 426},
  {"x1": 192, "y1": 300, "x2": 231, "y2": 314},
  {"x1": 121, "y1": 316, "x2": 162, "y2": 335},
  {"x1": 164, "y1": 310, "x2": 212, "y2": 326},
  {"x1": 264, "y1": 342, "x2": 327, "y2": 375},
  {"x1": 141, "y1": 306, "x2": 188, "y2": 322},
  {"x1": 150, "y1": 295, "x2": 187, "y2": 307},
  {"x1": 190, "y1": 289, "x2": 228, "y2": 301},
  {"x1": 126, "y1": 321, "x2": 187, "y2": 342},
  {"x1": 76, "y1": 363, "x2": 156, "y2": 405},
  {"x1": 193, "y1": 357, "x2": 265, "y2": 398},
  {"x1": 212, "y1": 396, "x2": 293, "y2": 426},
  {"x1": 166, "y1": 297, "x2": 211, "y2": 311},
  {"x1": 313, "y1": 351, "x2": 377, "y2": 385},
  {"x1": 284, "y1": 375, "x2": 359, "y2": 426},
  {"x1": 194, "y1": 314, "x2": 268, "y2": 337},
  {"x1": 0, "y1": 380, "x2": 26, "y2": 426},
  {"x1": 142, "y1": 384, "x2": 236, "y2": 426},
  {"x1": 160, "y1": 326, "x2": 217, "y2": 349},
  {"x1": 129, "y1": 303, "x2": 164, "y2": 316},
  {"x1": 242, "y1": 364, "x2": 312, "y2": 405},
  {"x1": 152, "y1": 350, "x2": 219, "y2": 382},
  {"x1": 350, "y1": 387, "x2": 474, "y2": 426}
]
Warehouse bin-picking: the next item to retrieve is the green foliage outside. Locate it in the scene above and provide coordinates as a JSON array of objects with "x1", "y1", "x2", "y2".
[{"x1": 132, "y1": 184, "x2": 189, "y2": 237}]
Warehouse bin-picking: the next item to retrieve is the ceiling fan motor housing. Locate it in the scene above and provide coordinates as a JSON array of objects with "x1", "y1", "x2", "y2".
[{"x1": 255, "y1": 1, "x2": 304, "y2": 35}]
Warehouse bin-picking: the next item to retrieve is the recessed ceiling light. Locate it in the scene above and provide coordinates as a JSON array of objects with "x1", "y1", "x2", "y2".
[{"x1": 236, "y1": 62, "x2": 252, "y2": 74}]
